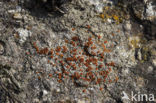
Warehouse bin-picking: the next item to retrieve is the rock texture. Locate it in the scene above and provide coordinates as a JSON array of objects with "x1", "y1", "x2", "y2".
[{"x1": 0, "y1": 0, "x2": 156, "y2": 103}]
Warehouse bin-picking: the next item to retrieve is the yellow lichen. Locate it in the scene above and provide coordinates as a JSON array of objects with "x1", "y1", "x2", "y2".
[
  {"x1": 98, "y1": 6, "x2": 129, "y2": 24},
  {"x1": 128, "y1": 36, "x2": 141, "y2": 49}
]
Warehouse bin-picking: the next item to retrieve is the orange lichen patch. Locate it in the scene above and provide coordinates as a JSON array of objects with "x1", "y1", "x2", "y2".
[
  {"x1": 85, "y1": 37, "x2": 94, "y2": 46},
  {"x1": 33, "y1": 42, "x2": 39, "y2": 53},
  {"x1": 58, "y1": 73, "x2": 62, "y2": 79},
  {"x1": 74, "y1": 72, "x2": 80, "y2": 79},
  {"x1": 50, "y1": 55, "x2": 53, "y2": 59},
  {"x1": 38, "y1": 76, "x2": 41, "y2": 80},
  {"x1": 104, "y1": 49, "x2": 111, "y2": 53},
  {"x1": 32, "y1": 34, "x2": 117, "y2": 90},
  {"x1": 112, "y1": 33, "x2": 115, "y2": 36},
  {"x1": 47, "y1": 60, "x2": 50, "y2": 63},
  {"x1": 55, "y1": 58, "x2": 58, "y2": 61},
  {"x1": 79, "y1": 57, "x2": 84, "y2": 63},
  {"x1": 66, "y1": 65, "x2": 70, "y2": 69},
  {"x1": 108, "y1": 68, "x2": 112, "y2": 71},
  {"x1": 72, "y1": 28, "x2": 75, "y2": 31},
  {"x1": 70, "y1": 41, "x2": 76, "y2": 47},
  {"x1": 104, "y1": 40, "x2": 108, "y2": 44},
  {"x1": 91, "y1": 45, "x2": 96, "y2": 49},
  {"x1": 72, "y1": 36, "x2": 79, "y2": 41},
  {"x1": 66, "y1": 57, "x2": 76, "y2": 61},
  {"x1": 96, "y1": 78, "x2": 102, "y2": 84},
  {"x1": 101, "y1": 44, "x2": 111, "y2": 52},
  {"x1": 55, "y1": 46, "x2": 61, "y2": 52},
  {"x1": 89, "y1": 41, "x2": 93, "y2": 45},
  {"x1": 92, "y1": 58, "x2": 98, "y2": 63},
  {"x1": 49, "y1": 73, "x2": 53, "y2": 77},
  {"x1": 62, "y1": 46, "x2": 68, "y2": 53},
  {"x1": 73, "y1": 48, "x2": 77, "y2": 52},
  {"x1": 96, "y1": 68, "x2": 98, "y2": 70},
  {"x1": 79, "y1": 69, "x2": 83, "y2": 72},
  {"x1": 86, "y1": 66, "x2": 93, "y2": 72},
  {"x1": 82, "y1": 89, "x2": 86, "y2": 93},
  {"x1": 72, "y1": 64, "x2": 77, "y2": 70},
  {"x1": 50, "y1": 48, "x2": 53, "y2": 55},
  {"x1": 99, "y1": 71, "x2": 104, "y2": 75},
  {"x1": 109, "y1": 80, "x2": 112, "y2": 83},
  {"x1": 99, "y1": 64, "x2": 103, "y2": 68},
  {"x1": 100, "y1": 53, "x2": 105, "y2": 58},
  {"x1": 36, "y1": 71, "x2": 40, "y2": 74},
  {"x1": 115, "y1": 76, "x2": 119, "y2": 82},
  {"x1": 69, "y1": 62, "x2": 73, "y2": 66},
  {"x1": 65, "y1": 71, "x2": 69, "y2": 75},
  {"x1": 99, "y1": 58, "x2": 103, "y2": 62},
  {"x1": 117, "y1": 29, "x2": 120, "y2": 32},
  {"x1": 100, "y1": 87, "x2": 103, "y2": 91},
  {"x1": 98, "y1": 35, "x2": 101, "y2": 39},
  {"x1": 59, "y1": 60, "x2": 64, "y2": 65},
  {"x1": 87, "y1": 25, "x2": 91, "y2": 29},
  {"x1": 88, "y1": 37, "x2": 92, "y2": 41},
  {"x1": 58, "y1": 79, "x2": 62, "y2": 83},
  {"x1": 106, "y1": 70, "x2": 109, "y2": 74},
  {"x1": 108, "y1": 62, "x2": 115, "y2": 66},
  {"x1": 59, "y1": 54, "x2": 64, "y2": 58},
  {"x1": 78, "y1": 64, "x2": 82, "y2": 67},
  {"x1": 55, "y1": 52, "x2": 60, "y2": 56},
  {"x1": 102, "y1": 44, "x2": 106, "y2": 49},
  {"x1": 65, "y1": 39, "x2": 69, "y2": 43},
  {"x1": 39, "y1": 47, "x2": 49, "y2": 54}
]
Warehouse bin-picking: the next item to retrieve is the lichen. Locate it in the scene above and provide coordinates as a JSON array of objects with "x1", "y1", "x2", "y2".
[
  {"x1": 98, "y1": 6, "x2": 129, "y2": 24},
  {"x1": 31, "y1": 26, "x2": 119, "y2": 91}
]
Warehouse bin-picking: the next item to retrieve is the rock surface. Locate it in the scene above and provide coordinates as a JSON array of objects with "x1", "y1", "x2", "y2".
[{"x1": 0, "y1": 0, "x2": 155, "y2": 103}]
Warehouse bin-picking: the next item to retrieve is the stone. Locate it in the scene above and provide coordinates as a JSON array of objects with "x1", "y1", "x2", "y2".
[
  {"x1": 152, "y1": 59, "x2": 156, "y2": 67},
  {"x1": 0, "y1": 0, "x2": 156, "y2": 103},
  {"x1": 0, "y1": 41, "x2": 5, "y2": 55},
  {"x1": 147, "y1": 66, "x2": 153, "y2": 73},
  {"x1": 146, "y1": 1, "x2": 156, "y2": 20},
  {"x1": 13, "y1": 13, "x2": 22, "y2": 20},
  {"x1": 124, "y1": 21, "x2": 131, "y2": 31},
  {"x1": 16, "y1": 28, "x2": 32, "y2": 43}
]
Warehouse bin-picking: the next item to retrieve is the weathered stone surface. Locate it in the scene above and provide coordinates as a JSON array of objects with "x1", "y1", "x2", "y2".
[{"x1": 0, "y1": 0, "x2": 155, "y2": 103}]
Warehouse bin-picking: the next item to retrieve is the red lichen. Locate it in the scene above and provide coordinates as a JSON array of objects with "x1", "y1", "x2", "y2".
[
  {"x1": 55, "y1": 46, "x2": 61, "y2": 52},
  {"x1": 32, "y1": 33, "x2": 117, "y2": 90},
  {"x1": 72, "y1": 36, "x2": 79, "y2": 41}
]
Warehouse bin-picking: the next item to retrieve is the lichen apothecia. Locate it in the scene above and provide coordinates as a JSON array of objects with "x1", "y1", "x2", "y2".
[{"x1": 31, "y1": 25, "x2": 119, "y2": 92}]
